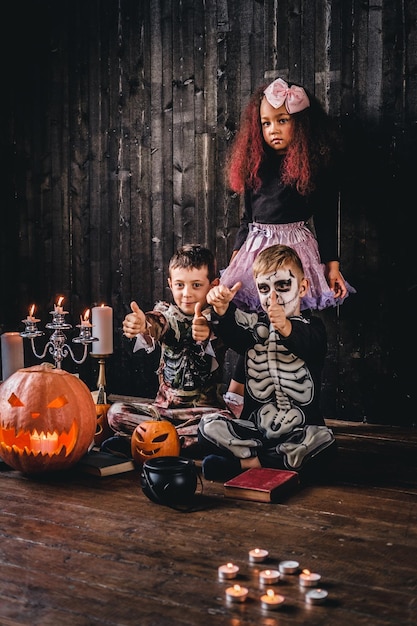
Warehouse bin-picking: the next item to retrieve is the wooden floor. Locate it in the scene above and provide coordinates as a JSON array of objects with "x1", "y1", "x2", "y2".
[{"x1": 0, "y1": 419, "x2": 416, "y2": 626}]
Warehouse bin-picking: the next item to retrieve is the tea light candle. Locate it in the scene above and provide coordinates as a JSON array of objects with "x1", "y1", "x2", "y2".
[
  {"x1": 225, "y1": 584, "x2": 248, "y2": 603},
  {"x1": 91, "y1": 305, "x2": 113, "y2": 354},
  {"x1": 259, "y1": 569, "x2": 280, "y2": 585},
  {"x1": 249, "y1": 548, "x2": 269, "y2": 563},
  {"x1": 305, "y1": 588, "x2": 328, "y2": 605},
  {"x1": 1, "y1": 332, "x2": 24, "y2": 381},
  {"x1": 299, "y1": 569, "x2": 321, "y2": 587},
  {"x1": 278, "y1": 560, "x2": 300, "y2": 574},
  {"x1": 218, "y1": 562, "x2": 239, "y2": 580},
  {"x1": 260, "y1": 589, "x2": 285, "y2": 611}
]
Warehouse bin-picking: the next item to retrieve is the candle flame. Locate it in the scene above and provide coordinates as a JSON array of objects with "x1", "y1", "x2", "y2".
[
  {"x1": 233, "y1": 585, "x2": 241, "y2": 591},
  {"x1": 57, "y1": 296, "x2": 64, "y2": 307},
  {"x1": 267, "y1": 589, "x2": 275, "y2": 598},
  {"x1": 302, "y1": 569, "x2": 310, "y2": 575},
  {"x1": 83, "y1": 309, "x2": 90, "y2": 322},
  {"x1": 227, "y1": 562, "x2": 233, "y2": 568},
  {"x1": 29, "y1": 304, "x2": 35, "y2": 317},
  {"x1": 265, "y1": 570, "x2": 271, "y2": 575}
]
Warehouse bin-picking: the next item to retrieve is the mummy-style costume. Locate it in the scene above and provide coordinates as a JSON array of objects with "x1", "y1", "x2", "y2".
[
  {"x1": 107, "y1": 301, "x2": 230, "y2": 448},
  {"x1": 198, "y1": 304, "x2": 336, "y2": 471}
]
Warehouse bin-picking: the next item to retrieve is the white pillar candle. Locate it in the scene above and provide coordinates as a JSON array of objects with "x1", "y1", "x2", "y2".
[
  {"x1": 1, "y1": 332, "x2": 24, "y2": 380},
  {"x1": 91, "y1": 306, "x2": 113, "y2": 355}
]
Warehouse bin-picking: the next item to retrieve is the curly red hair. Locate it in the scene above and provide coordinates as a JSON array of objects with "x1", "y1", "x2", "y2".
[{"x1": 227, "y1": 81, "x2": 340, "y2": 196}]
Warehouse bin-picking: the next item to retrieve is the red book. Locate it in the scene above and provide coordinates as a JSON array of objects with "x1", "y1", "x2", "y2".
[{"x1": 224, "y1": 468, "x2": 299, "y2": 503}]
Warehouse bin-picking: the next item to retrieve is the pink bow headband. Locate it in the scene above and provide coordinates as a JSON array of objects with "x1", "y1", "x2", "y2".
[{"x1": 263, "y1": 78, "x2": 310, "y2": 113}]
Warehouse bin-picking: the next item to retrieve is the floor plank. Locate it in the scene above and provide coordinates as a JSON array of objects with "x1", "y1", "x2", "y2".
[{"x1": 0, "y1": 420, "x2": 416, "y2": 625}]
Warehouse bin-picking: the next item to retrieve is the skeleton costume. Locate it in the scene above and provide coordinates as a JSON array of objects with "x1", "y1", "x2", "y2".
[
  {"x1": 198, "y1": 303, "x2": 336, "y2": 473},
  {"x1": 107, "y1": 301, "x2": 230, "y2": 448}
]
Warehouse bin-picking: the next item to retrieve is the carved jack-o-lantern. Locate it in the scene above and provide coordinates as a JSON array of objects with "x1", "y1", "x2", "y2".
[
  {"x1": 0, "y1": 363, "x2": 97, "y2": 473},
  {"x1": 131, "y1": 419, "x2": 180, "y2": 465},
  {"x1": 94, "y1": 403, "x2": 112, "y2": 447}
]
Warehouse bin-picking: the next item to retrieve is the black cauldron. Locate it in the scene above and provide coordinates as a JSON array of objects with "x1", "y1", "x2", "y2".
[{"x1": 140, "y1": 456, "x2": 198, "y2": 506}]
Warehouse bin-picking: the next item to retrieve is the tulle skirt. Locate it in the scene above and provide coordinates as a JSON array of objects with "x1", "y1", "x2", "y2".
[{"x1": 220, "y1": 221, "x2": 356, "y2": 312}]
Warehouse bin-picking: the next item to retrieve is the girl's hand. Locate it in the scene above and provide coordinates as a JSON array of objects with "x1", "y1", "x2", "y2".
[
  {"x1": 325, "y1": 261, "x2": 348, "y2": 300},
  {"x1": 207, "y1": 282, "x2": 241, "y2": 316},
  {"x1": 192, "y1": 302, "x2": 210, "y2": 342},
  {"x1": 123, "y1": 301, "x2": 147, "y2": 338}
]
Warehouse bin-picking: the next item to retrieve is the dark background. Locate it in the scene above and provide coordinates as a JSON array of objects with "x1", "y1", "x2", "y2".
[{"x1": 1, "y1": 0, "x2": 416, "y2": 425}]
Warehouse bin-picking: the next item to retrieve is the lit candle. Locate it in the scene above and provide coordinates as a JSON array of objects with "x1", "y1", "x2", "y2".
[
  {"x1": 21, "y1": 305, "x2": 41, "y2": 331},
  {"x1": 260, "y1": 589, "x2": 285, "y2": 611},
  {"x1": 299, "y1": 569, "x2": 321, "y2": 587},
  {"x1": 305, "y1": 588, "x2": 328, "y2": 605},
  {"x1": 278, "y1": 560, "x2": 300, "y2": 575},
  {"x1": 1, "y1": 332, "x2": 24, "y2": 381},
  {"x1": 54, "y1": 296, "x2": 65, "y2": 314},
  {"x1": 91, "y1": 305, "x2": 113, "y2": 355},
  {"x1": 259, "y1": 569, "x2": 280, "y2": 585},
  {"x1": 80, "y1": 309, "x2": 92, "y2": 327},
  {"x1": 249, "y1": 548, "x2": 269, "y2": 563},
  {"x1": 225, "y1": 584, "x2": 248, "y2": 603},
  {"x1": 26, "y1": 304, "x2": 37, "y2": 322},
  {"x1": 218, "y1": 562, "x2": 239, "y2": 580}
]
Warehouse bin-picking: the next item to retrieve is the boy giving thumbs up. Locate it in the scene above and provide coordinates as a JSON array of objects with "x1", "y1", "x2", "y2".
[{"x1": 105, "y1": 244, "x2": 233, "y2": 455}]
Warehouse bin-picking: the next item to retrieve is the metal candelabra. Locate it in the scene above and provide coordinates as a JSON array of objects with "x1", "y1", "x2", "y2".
[{"x1": 20, "y1": 303, "x2": 98, "y2": 369}]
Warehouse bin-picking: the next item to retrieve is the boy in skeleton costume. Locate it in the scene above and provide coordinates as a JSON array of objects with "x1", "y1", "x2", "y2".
[
  {"x1": 198, "y1": 244, "x2": 337, "y2": 481},
  {"x1": 105, "y1": 245, "x2": 231, "y2": 454}
]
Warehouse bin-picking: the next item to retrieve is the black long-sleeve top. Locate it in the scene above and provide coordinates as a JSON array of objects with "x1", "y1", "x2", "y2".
[
  {"x1": 233, "y1": 151, "x2": 340, "y2": 263},
  {"x1": 212, "y1": 303, "x2": 328, "y2": 427}
]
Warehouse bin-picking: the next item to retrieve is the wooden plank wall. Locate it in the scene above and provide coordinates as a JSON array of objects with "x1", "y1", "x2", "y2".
[{"x1": 1, "y1": 0, "x2": 416, "y2": 425}]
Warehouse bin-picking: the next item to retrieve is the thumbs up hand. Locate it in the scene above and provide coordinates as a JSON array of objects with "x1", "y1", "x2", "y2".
[
  {"x1": 206, "y1": 282, "x2": 241, "y2": 316},
  {"x1": 192, "y1": 302, "x2": 210, "y2": 342},
  {"x1": 123, "y1": 301, "x2": 147, "y2": 338},
  {"x1": 268, "y1": 291, "x2": 291, "y2": 336}
]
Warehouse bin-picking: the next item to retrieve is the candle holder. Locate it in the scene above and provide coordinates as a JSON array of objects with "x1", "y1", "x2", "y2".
[
  {"x1": 90, "y1": 353, "x2": 110, "y2": 403},
  {"x1": 20, "y1": 305, "x2": 98, "y2": 369}
]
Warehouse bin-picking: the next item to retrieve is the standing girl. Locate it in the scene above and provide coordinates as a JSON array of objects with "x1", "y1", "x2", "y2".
[{"x1": 220, "y1": 77, "x2": 355, "y2": 405}]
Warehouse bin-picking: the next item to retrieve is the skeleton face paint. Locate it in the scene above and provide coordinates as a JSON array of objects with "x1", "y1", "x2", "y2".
[{"x1": 256, "y1": 268, "x2": 300, "y2": 316}]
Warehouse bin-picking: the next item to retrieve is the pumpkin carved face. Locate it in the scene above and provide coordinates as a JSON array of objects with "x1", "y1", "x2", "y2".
[
  {"x1": 131, "y1": 419, "x2": 180, "y2": 465},
  {"x1": 0, "y1": 363, "x2": 97, "y2": 473},
  {"x1": 94, "y1": 403, "x2": 112, "y2": 446}
]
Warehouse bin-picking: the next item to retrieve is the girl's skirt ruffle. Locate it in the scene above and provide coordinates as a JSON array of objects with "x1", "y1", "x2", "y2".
[{"x1": 220, "y1": 222, "x2": 356, "y2": 312}]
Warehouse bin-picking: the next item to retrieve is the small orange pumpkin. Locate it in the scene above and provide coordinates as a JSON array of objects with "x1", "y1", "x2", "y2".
[
  {"x1": 0, "y1": 363, "x2": 97, "y2": 473},
  {"x1": 94, "y1": 403, "x2": 112, "y2": 446},
  {"x1": 131, "y1": 419, "x2": 180, "y2": 465}
]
